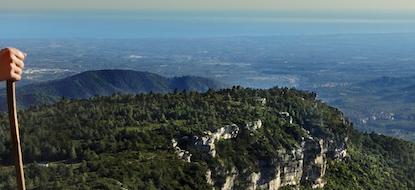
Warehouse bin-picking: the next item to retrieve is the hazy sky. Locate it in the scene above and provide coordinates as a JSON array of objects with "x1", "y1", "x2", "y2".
[{"x1": 2, "y1": 0, "x2": 415, "y2": 11}]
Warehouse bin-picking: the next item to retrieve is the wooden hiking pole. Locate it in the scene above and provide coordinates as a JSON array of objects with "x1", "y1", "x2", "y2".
[{"x1": 7, "y1": 80, "x2": 26, "y2": 190}]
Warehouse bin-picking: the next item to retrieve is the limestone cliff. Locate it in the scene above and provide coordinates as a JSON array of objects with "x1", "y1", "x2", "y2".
[{"x1": 172, "y1": 116, "x2": 348, "y2": 190}]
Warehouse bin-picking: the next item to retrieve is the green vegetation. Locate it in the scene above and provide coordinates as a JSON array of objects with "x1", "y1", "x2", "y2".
[
  {"x1": 325, "y1": 132, "x2": 415, "y2": 189},
  {"x1": 0, "y1": 87, "x2": 413, "y2": 189}
]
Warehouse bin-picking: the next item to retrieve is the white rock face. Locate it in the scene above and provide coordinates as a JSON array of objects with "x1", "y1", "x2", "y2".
[
  {"x1": 238, "y1": 137, "x2": 339, "y2": 190},
  {"x1": 279, "y1": 112, "x2": 293, "y2": 124},
  {"x1": 195, "y1": 124, "x2": 240, "y2": 157},
  {"x1": 301, "y1": 138, "x2": 330, "y2": 189},
  {"x1": 258, "y1": 168, "x2": 282, "y2": 190},
  {"x1": 334, "y1": 137, "x2": 348, "y2": 160},
  {"x1": 266, "y1": 170, "x2": 281, "y2": 190},
  {"x1": 171, "y1": 139, "x2": 192, "y2": 162},
  {"x1": 336, "y1": 149, "x2": 347, "y2": 159},
  {"x1": 222, "y1": 168, "x2": 238, "y2": 190},
  {"x1": 191, "y1": 120, "x2": 262, "y2": 159},
  {"x1": 255, "y1": 98, "x2": 267, "y2": 105},
  {"x1": 173, "y1": 119, "x2": 347, "y2": 190},
  {"x1": 253, "y1": 146, "x2": 304, "y2": 190},
  {"x1": 247, "y1": 172, "x2": 261, "y2": 190},
  {"x1": 245, "y1": 119, "x2": 263, "y2": 131},
  {"x1": 311, "y1": 140, "x2": 327, "y2": 189},
  {"x1": 206, "y1": 169, "x2": 215, "y2": 186},
  {"x1": 279, "y1": 147, "x2": 304, "y2": 187}
]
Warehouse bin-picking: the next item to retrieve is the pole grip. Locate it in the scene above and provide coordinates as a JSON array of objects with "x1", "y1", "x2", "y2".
[{"x1": 7, "y1": 80, "x2": 26, "y2": 190}]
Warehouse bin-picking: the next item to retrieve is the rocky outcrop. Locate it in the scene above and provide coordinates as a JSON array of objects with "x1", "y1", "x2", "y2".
[
  {"x1": 173, "y1": 120, "x2": 262, "y2": 160},
  {"x1": 245, "y1": 120, "x2": 263, "y2": 131},
  {"x1": 171, "y1": 119, "x2": 348, "y2": 190},
  {"x1": 237, "y1": 136, "x2": 345, "y2": 190},
  {"x1": 332, "y1": 137, "x2": 348, "y2": 160},
  {"x1": 301, "y1": 138, "x2": 327, "y2": 189},
  {"x1": 222, "y1": 168, "x2": 238, "y2": 190},
  {"x1": 255, "y1": 98, "x2": 267, "y2": 105},
  {"x1": 279, "y1": 148, "x2": 304, "y2": 187},
  {"x1": 279, "y1": 112, "x2": 293, "y2": 124},
  {"x1": 206, "y1": 169, "x2": 215, "y2": 186},
  {"x1": 255, "y1": 144, "x2": 304, "y2": 190},
  {"x1": 191, "y1": 120, "x2": 262, "y2": 158},
  {"x1": 247, "y1": 172, "x2": 261, "y2": 190},
  {"x1": 171, "y1": 139, "x2": 192, "y2": 162},
  {"x1": 193, "y1": 124, "x2": 240, "y2": 157}
]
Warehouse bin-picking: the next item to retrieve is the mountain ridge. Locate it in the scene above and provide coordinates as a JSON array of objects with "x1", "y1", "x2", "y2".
[
  {"x1": 0, "y1": 69, "x2": 225, "y2": 111},
  {"x1": 0, "y1": 87, "x2": 413, "y2": 189}
]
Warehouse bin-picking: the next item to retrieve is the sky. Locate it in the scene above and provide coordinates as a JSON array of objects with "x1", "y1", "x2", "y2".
[
  {"x1": 1, "y1": 0, "x2": 415, "y2": 11},
  {"x1": 1, "y1": 0, "x2": 415, "y2": 39}
]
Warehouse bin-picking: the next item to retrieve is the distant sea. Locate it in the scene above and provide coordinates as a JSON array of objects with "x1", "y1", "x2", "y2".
[{"x1": 1, "y1": 11, "x2": 415, "y2": 39}]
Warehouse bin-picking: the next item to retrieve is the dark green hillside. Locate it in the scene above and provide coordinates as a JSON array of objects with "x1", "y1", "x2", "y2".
[
  {"x1": 0, "y1": 87, "x2": 413, "y2": 189},
  {"x1": 0, "y1": 70, "x2": 225, "y2": 111},
  {"x1": 169, "y1": 76, "x2": 222, "y2": 92}
]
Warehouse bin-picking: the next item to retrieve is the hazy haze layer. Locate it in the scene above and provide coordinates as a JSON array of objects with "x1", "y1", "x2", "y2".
[{"x1": 2, "y1": 0, "x2": 415, "y2": 11}]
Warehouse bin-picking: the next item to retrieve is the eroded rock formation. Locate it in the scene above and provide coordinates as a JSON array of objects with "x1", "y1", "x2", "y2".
[{"x1": 171, "y1": 118, "x2": 348, "y2": 190}]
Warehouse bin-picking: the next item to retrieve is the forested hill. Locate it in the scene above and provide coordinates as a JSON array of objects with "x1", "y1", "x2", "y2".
[
  {"x1": 0, "y1": 69, "x2": 225, "y2": 111},
  {"x1": 0, "y1": 87, "x2": 413, "y2": 189}
]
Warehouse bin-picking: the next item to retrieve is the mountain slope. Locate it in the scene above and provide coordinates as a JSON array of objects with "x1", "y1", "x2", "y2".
[
  {"x1": 0, "y1": 87, "x2": 413, "y2": 189},
  {"x1": 0, "y1": 70, "x2": 225, "y2": 111}
]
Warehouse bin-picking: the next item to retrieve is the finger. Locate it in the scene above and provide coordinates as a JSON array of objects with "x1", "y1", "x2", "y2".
[
  {"x1": 13, "y1": 66, "x2": 23, "y2": 75},
  {"x1": 10, "y1": 72, "x2": 21, "y2": 81},
  {"x1": 12, "y1": 55, "x2": 24, "y2": 69},
  {"x1": 8, "y1": 48, "x2": 26, "y2": 61}
]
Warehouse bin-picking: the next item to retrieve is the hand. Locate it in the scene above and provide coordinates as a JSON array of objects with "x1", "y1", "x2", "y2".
[{"x1": 0, "y1": 48, "x2": 26, "y2": 81}]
